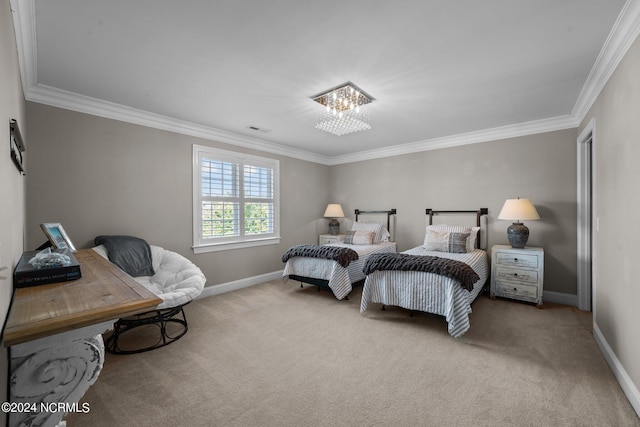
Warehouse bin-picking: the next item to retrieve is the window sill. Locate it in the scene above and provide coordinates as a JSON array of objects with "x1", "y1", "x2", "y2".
[{"x1": 193, "y1": 237, "x2": 281, "y2": 254}]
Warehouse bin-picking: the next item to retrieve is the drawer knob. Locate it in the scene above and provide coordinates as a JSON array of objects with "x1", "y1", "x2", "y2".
[
  {"x1": 514, "y1": 258, "x2": 519, "y2": 261},
  {"x1": 513, "y1": 273, "x2": 518, "y2": 277}
]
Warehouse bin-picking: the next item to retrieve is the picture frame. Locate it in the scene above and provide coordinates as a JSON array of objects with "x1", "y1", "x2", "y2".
[
  {"x1": 10, "y1": 119, "x2": 25, "y2": 175},
  {"x1": 40, "y1": 223, "x2": 77, "y2": 253}
]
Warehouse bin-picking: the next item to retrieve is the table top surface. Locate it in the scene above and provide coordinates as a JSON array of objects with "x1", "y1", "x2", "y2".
[
  {"x1": 492, "y1": 244, "x2": 544, "y2": 252},
  {"x1": 3, "y1": 248, "x2": 162, "y2": 346}
]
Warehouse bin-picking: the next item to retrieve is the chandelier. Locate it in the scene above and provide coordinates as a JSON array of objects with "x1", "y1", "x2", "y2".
[{"x1": 311, "y1": 82, "x2": 375, "y2": 136}]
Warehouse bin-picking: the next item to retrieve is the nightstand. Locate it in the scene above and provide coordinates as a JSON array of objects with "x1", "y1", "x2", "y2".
[
  {"x1": 319, "y1": 234, "x2": 345, "y2": 245},
  {"x1": 490, "y1": 245, "x2": 544, "y2": 308}
]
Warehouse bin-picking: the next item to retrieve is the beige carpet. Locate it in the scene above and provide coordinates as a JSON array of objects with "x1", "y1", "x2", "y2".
[{"x1": 66, "y1": 280, "x2": 640, "y2": 427}]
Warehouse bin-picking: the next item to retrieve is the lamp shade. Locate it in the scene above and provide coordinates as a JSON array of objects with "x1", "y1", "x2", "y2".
[
  {"x1": 498, "y1": 198, "x2": 540, "y2": 221},
  {"x1": 323, "y1": 204, "x2": 345, "y2": 218}
]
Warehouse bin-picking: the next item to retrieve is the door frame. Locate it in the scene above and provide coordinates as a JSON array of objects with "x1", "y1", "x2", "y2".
[{"x1": 577, "y1": 118, "x2": 596, "y2": 312}]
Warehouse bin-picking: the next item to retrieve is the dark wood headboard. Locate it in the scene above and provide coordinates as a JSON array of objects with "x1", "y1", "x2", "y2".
[
  {"x1": 425, "y1": 208, "x2": 488, "y2": 249},
  {"x1": 425, "y1": 208, "x2": 488, "y2": 226},
  {"x1": 354, "y1": 209, "x2": 397, "y2": 233}
]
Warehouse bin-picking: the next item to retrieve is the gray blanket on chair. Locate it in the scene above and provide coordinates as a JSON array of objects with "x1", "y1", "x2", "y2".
[
  {"x1": 282, "y1": 244, "x2": 358, "y2": 268},
  {"x1": 363, "y1": 253, "x2": 479, "y2": 291},
  {"x1": 95, "y1": 235, "x2": 155, "y2": 277}
]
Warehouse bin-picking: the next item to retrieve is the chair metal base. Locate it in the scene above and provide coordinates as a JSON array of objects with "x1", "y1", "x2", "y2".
[{"x1": 104, "y1": 303, "x2": 190, "y2": 355}]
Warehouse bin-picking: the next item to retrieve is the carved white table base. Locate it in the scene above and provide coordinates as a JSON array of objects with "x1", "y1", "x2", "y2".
[{"x1": 9, "y1": 321, "x2": 114, "y2": 427}]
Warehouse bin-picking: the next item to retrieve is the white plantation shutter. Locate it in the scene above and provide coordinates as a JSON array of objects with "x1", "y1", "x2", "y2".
[
  {"x1": 193, "y1": 145, "x2": 280, "y2": 253},
  {"x1": 244, "y1": 164, "x2": 274, "y2": 235},
  {"x1": 201, "y1": 159, "x2": 239, "y2": 238}
]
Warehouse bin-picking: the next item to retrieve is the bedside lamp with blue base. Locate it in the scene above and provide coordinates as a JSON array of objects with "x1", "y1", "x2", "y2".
[
  {"x1": 498, "y1": 198, "x2": 540, "y2": 248},
  {"x1": 323, "y1": 204, "x2": 345, "y2": 235}
]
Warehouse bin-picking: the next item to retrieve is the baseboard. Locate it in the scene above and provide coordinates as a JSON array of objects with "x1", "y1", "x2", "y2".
[
  {"x1": 593, "y1": 323, "x2": 640, "y2": 418},
  {"x1": 543, "y1": 290, "x2": 578, "y2": 307},
  {"x1": 199, "y1": 277, "x2": 580, "y2": 305},
  {"x1": 197, "y1": 270, "x2": 283, "y2": 299}
]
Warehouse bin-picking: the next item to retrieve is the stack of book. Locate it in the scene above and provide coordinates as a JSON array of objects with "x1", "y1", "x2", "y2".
[{"x1": 13, "y1": 249, "x2": 82, "y2": 288}]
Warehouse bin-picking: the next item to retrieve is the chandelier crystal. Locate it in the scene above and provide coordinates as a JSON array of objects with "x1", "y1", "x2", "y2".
[{"x1": 311, "y1": 82, "x2": 374, "y2": 136}]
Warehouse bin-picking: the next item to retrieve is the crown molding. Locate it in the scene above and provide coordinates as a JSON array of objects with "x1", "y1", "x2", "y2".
[
  {"x1": 326, "y1": 115, "x2": 579, "y2": 166},
  {"x1": 572, "y1": 0, "x2": 640, "y2": 122},
  {"x1": 9, "y1": 0, "x2": 37, "y2": 93},
  {"x1": 10, "y1": 0, "x2": 640, "y2": 166},
  {"x1": 26, "y1": 84, "x2": 331, "y2": 165}
]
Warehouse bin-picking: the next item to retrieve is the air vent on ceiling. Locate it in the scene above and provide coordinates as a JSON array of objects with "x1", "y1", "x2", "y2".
[{"x1": 247, "y1": 125, "x2": 270, "y2": 133}]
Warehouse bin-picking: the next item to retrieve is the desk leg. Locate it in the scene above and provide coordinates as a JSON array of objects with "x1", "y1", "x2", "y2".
[{"x1": 8, "y1": 321, "x2": 113, "y2": 427}]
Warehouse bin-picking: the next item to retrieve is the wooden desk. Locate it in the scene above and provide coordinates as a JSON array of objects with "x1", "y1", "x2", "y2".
[{"x1": 3, "y1": 249, "x2": 162, "y2": 427}]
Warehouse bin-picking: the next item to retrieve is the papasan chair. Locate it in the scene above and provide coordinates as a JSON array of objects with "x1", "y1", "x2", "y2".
[{"x1": 93, "y1": 235, "x2": 206, "y2": 354}]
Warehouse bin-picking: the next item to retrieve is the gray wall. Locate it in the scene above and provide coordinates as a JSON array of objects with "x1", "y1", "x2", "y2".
[
  {"x1": 25, "y1": 103, "x2": 330, "y2": 287},
  {"x1": 25, "y1": 101, "x2": 579, "y2": 297},
  {"x1": 0, "y1": 0, "x2": 28, "y2": 423},
  {"x1": 328, "y1": 129, "x2": 578, "y2": 295},
  {"x1": 580, "y1": 33, "x2": 640, "y2": 401}
]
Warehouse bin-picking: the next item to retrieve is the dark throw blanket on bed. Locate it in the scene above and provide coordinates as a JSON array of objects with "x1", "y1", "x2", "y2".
[
  {"x1": 363, "y1": 253, "x2": 479, "y2": 291},
  {"x1": 282, "y1": 244, "x2": 359, "y2": 268}
]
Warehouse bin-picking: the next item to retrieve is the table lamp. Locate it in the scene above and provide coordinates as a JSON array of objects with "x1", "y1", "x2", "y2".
[
  {"x1": 498, "y1": 198, "x2": 540, "y2": 248},
  {"x1": 323, "y1": 204, "x2": 345, "y2": 235}
]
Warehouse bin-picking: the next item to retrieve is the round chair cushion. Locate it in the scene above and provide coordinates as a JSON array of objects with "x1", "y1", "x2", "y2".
[{"x1": 93, "y1": 245, "x2": 206, "y2": 309}]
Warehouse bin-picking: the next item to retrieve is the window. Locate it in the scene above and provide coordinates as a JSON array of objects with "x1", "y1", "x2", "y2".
[{"x1": 193, "y1": 145, "x2": 280, "y2": 253}]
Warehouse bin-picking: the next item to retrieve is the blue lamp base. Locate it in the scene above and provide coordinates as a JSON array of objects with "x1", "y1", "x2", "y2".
[
  {"x1": 328, "y1": 218, "x2": 340, "y2": 235},
  {"x1": 507, "y1": 222, "x2": 529, "y2": 248}
]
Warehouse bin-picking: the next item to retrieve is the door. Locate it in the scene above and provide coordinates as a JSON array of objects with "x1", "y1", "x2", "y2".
[{"x1": 577, "y1": 120, "x2": 594, "y2": 311}]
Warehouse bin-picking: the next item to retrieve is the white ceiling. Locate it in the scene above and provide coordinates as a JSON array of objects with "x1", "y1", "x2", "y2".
[{"x1": 10, "y1": 0, "x2": 640, "y2": 164}]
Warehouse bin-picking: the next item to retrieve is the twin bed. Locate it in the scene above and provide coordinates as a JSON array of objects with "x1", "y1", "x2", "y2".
[
  {"x1": 282, "y1": 209, "x2": 397, "y2": 300},
  {"x1": 361, "y1": 209, "x2": 489, "y2": 337},
  {"x1": 282, "y1": 208, "x2": 489, "y2": 337}
]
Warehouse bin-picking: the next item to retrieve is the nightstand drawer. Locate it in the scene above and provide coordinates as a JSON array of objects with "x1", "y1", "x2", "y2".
[
  {"x1": 319, "y1": 234, "x2": 345, "y2": 245},
  {"x1": 495, "y1": 266, "x2": 538, "y2": 284},
  {"x1": 494, "y1": 281, "x2": 538, "y2": 300},
  {"x1": 322, "y1": 236, "x2": 340, "y2": 244},
  {"x1": 496, "y1": 252, "x2": 539, "y2": 268}
]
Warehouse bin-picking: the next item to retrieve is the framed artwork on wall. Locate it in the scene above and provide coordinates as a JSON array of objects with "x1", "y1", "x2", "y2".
[
  {"x1": 10, "y1": 119, "x2": 25, "y2": 175},
  {"x1": 40, "y1": 223, "x2": 77, "y2": 253}
]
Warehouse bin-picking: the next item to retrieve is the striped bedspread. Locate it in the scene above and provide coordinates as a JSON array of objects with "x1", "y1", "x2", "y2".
[
  {"x1": 360, "y1": 247, "x2": 489, "y2": 337},
  {"x1": 283, "y1": 242, "x2": 397, "y2": 300}
]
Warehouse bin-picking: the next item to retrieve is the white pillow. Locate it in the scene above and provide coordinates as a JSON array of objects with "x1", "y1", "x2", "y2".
[
  {"x1": 379, "y1": 227, "x2": 391, "y2": 242},
  {"x1": 425, "y1": 225, "x2": 480, "y2": 251},
  {"x1": 351, "y1": 222, "x2": 386, "y2": 244}
]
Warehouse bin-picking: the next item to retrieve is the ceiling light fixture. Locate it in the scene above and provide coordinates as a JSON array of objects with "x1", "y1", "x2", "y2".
[{"x1": 311, "y1": 82, "x2": 374, "y2": 136}]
